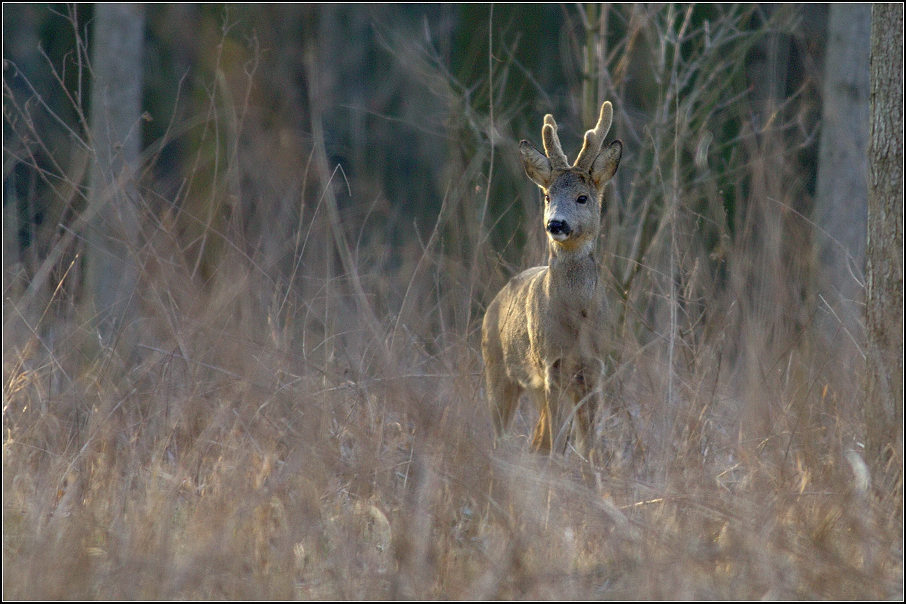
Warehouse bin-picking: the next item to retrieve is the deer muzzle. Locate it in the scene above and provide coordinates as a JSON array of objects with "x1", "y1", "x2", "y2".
[{"x1": 546, "y1": 219, "x2": 572, "y2": 241}]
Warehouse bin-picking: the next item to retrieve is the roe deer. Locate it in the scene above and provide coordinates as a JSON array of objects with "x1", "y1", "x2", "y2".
[{"x1": 482, "y1": 101, "x2": 622, "y2": 457}]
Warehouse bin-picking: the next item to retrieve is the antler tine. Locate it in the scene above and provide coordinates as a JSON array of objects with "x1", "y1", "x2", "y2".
[
  {"x1": 542, "y1": 114, "x2": 570, "y2": 170},
  {"x1": 573, "y1": 101, "x2": 613, "y2": 171}
]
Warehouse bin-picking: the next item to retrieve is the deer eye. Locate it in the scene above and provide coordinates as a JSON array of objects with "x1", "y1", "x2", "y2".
[{"x1": 576, "y1": 195, "x2": 588, "y2": 204}]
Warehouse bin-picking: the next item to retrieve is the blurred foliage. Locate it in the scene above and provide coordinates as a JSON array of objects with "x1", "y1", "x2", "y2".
[{"x1": 3, "y1": 3, "x2": 826, "y2": 314}]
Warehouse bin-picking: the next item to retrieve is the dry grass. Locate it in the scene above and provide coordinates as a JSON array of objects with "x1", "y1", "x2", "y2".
[
  {"x1": 3, "y1": 4, "x2": 902, "y2": 600},
  {"x1": 3, "y1": 243, "x2": 900, "y2": 598}
]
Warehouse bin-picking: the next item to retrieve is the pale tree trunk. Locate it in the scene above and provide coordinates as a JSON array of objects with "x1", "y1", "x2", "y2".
[
  {"x1": 865, "y1": 3, "x2": 903, "y2": 497},
  {"x1": 814, "y1": 4, "x2": 870, "y2": 338},
  {"x1": 84, "y1": 4, "x2": 146, "y2": 341}
]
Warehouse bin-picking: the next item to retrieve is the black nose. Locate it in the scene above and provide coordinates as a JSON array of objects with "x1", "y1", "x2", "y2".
[{"x1": 546, "y1": 220, "x2": 571, "y2": 236}]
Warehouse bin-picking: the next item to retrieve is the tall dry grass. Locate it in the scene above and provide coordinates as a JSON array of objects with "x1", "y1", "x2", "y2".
[{"x1": 3, "y1": 4, "x2": 902, "y2": 599}]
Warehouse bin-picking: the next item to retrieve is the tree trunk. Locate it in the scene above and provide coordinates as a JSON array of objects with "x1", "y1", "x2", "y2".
[
  {"x1": 814, "y1": 4, "x2": 870, "y2": 337},
  {"x1": 865, "y1": 3, "x2": 903, "y2": 496},
  {"x1": 84, "y1": 4, "x2": 146, "y2": 340}
]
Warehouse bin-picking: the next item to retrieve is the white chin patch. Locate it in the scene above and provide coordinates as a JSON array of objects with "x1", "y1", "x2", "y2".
[{"x1": 549, "y1": 232, "x2": 570, "y2": 242}]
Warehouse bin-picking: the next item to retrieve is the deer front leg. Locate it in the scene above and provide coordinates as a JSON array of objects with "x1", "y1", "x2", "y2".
[
  {"x1": 572, "y1": 390, "x2": 599, "y2": 459},
  {"x1": 571, "y1": 358, "x2": 605, "y2": 458},
  {"x1": 486, "y1": 369, "x2": 521, "y2": 441},
  {"x1": 532, "y1": 360, "x2": 572, "y2": 455},
  {"x1": 549, "y1": 389, "x2": 573, "y2": 455},
  {"x1": 531, "y1": 395, "x2": 570, "y2": 454},
  {"x1": 530, "y1": 388, "x2": 552, "y2": 453}
]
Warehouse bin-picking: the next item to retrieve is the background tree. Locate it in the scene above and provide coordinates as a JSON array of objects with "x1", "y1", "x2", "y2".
[
  {"x1": 83, "y1": 3, "x2": 145, "y2": 341},
  {"x1": 813, "y1": 3, "x2": 870, "y2": 339},
  {"x1": 865, "y1": 2, "x2": 904, "y2": 498}
]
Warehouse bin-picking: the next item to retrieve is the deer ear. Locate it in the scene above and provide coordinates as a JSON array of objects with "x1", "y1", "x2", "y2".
[
  {"x1": 591, "y1": 140, "x2": 622, "y2": 187},
  {"x1": 520, "y1": 140, "x2": 552, "y2": 188}
]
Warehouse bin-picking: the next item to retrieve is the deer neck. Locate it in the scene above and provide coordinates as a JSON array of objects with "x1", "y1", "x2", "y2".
[{"x1": 546, "y1": 240, "x2": 599, "y2": 305}]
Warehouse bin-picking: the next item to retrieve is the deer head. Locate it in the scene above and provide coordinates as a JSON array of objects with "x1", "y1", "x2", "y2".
[{"x1": 518, "y1": 102, "x2": 622, "y2": 253}]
